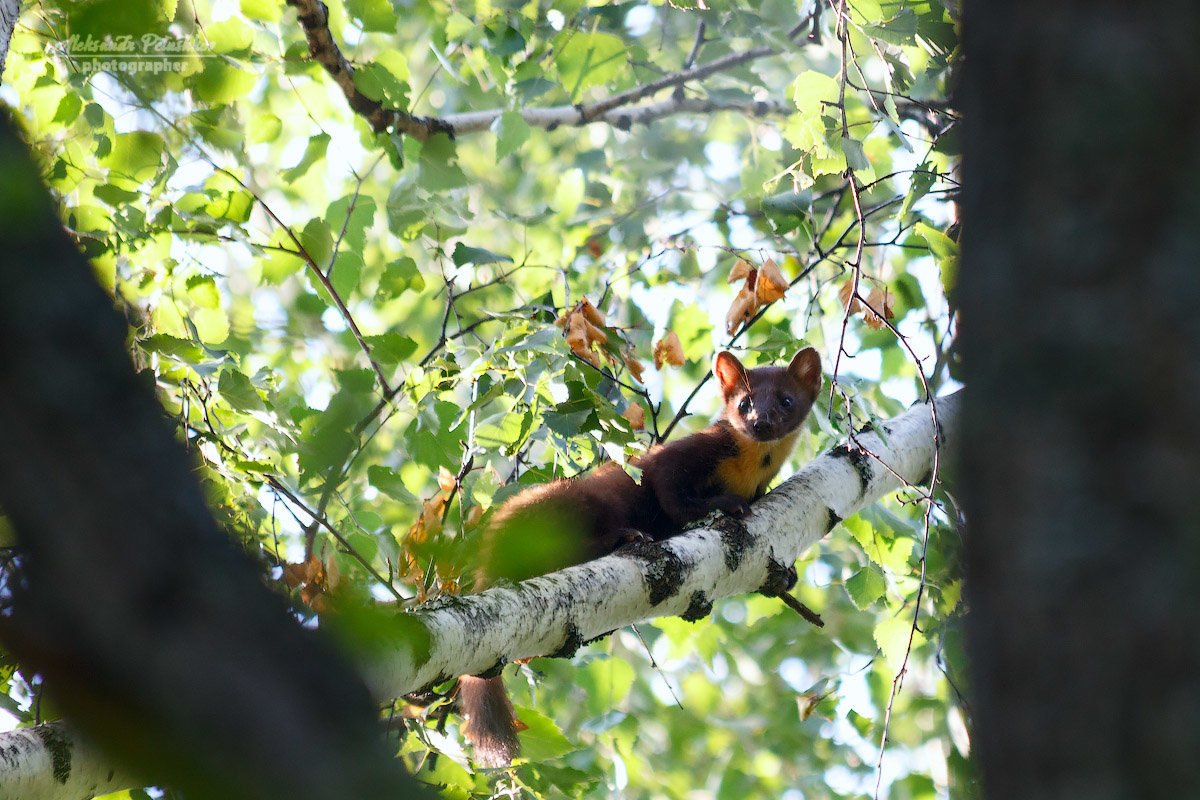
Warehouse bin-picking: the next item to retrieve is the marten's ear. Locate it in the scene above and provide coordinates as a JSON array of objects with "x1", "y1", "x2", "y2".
[
  {"x1": 713, "y1": 351, "x2": 747, "y2": 395},
  {"x1": 788, "y1": 346, "x2": 823, "y2": 396}
]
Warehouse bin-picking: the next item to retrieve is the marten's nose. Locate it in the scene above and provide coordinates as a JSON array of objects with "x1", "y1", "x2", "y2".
[{"x1": 752, "y1": 419, "x2": 772, "y2": 438}]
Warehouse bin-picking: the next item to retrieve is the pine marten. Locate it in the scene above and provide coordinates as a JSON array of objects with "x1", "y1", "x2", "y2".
[{"x1": 459, "y1": 346, "x2": 823, "y2": 767}]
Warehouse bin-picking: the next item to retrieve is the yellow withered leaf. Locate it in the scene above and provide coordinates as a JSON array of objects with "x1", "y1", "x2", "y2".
[{"x1": 756, "y1": 258, "x2": 789, "y2": 303}]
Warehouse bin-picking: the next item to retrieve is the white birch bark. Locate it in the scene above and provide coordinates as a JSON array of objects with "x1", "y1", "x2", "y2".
[
  {"x1": 442, "y1": 95, "x2": 791, "y2": 136},
  {"x1": 363, "y1": 389, "x2": 961, "y2": 699},
  {"x1": 0, "y1": 723, "x2": 131, "y2": 800},
  {"x1": 0, "y1": 0, "x2": 19, "y2": 78}
]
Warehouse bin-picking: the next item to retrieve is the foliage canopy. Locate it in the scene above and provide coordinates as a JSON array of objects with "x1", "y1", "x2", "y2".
[{"x1": 1, "y1": 0, "x2": 966, "y2": 796}]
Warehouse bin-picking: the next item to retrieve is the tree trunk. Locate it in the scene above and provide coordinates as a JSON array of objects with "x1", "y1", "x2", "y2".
[
  {"x1": 959, "y1": 2, "x2": 1200, "y2": 798},
  {"x1": 0, "y1": 113, "x2": 428, "y2": 800}
]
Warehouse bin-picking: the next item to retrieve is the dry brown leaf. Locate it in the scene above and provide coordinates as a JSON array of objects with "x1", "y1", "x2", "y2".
[
  {"x1": 864, "y1": 285, "x2": 895, "y2": 330},
  {"x1": 565, "y1": 312, "x2": 588, "y2": 353},
  {"x1": 419, "y1": 496, "x2": 445, "y2": 539},
  {"x1": 622, "y1": 403, "x2": 646, "y2": 430},
  {"x1": 583, "y1": 318, "x2": 608, "y2": 344},
  {"x1": 653, "y1": 330, "x2": 685, "y2": 369},
  {"x1": 624, "y1": 351, "x2": 645, "y2": 383},
  {"x1": 838, "y1": 279, "x2": 862, "y2": 314},
  {"x1": 579, "y1": 297, "x2": 607, "y2": 328},
  {"x1": 869, "y1": 285, "x2": 895, "y2": 318},
  {"x1": 725, "y1": 285, "x2": 759, "y2": 335},
  {"x1": 728, "y1": 258, "x2": 753, "y2": 284}
]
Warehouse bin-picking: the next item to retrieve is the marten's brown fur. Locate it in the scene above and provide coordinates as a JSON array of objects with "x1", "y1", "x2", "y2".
[{"x1": 461, "y1": 347, "x2": 823, "y2": 767}]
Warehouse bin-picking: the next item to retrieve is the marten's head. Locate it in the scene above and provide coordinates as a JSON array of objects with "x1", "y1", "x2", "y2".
[{"x1": 714, "y1": 347, "x2": 823, "y2": 442}]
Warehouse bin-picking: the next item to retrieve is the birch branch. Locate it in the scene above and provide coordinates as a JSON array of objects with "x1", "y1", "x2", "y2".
[
  {"x1": 0, "y1": 723, "x2": 131, "y2": 800},
  {"x1": 287, "y1": 0, "x2": 808, "y2": 139},
  {"x1": 442, "y1": 95, "x2": 791, "y2": 136},
  {"x1": 364, "y1": 390, "x2": 962, "y2": 699}
]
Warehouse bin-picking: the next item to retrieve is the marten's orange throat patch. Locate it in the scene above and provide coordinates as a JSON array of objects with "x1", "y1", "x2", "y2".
[{"x1": 714, "y1": 428, "x2": 802, "y2": 500}]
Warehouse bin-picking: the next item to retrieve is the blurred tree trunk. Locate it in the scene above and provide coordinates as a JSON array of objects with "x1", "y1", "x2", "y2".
[
  {"x1": 960, "y1": 2, "x2": 1200, "y2": 799},
  {"x1": 0, "y1": 114, "x2": 428, "y2": 800}
]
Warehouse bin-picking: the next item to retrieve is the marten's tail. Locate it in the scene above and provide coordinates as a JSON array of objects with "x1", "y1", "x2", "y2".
[{"x1": 458, "y1": 675, "x2": 520, "y2": 767}]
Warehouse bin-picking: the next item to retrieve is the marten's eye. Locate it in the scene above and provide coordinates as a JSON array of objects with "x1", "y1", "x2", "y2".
[
  {"x1": 738, "y1": 397, "x2": 751, "y2": 415},
  {"x1": 779, "y1": 394, "x2": 794, "y2": 410}
]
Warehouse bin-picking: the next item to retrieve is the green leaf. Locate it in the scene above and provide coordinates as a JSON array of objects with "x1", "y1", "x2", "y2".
[
  {"x1": 240, "y1": 0, "x2": 280, "y2": 21},
  {"x1": 364, "y1": 332, "x2": 417, "y2": 366},
  {"x1": 900, "y1": 166, "x2": 937, "y2": 219},
  {"x1": 218, "y1": 368, "x2": 265, "y2": 412},
  {"x1": 514, "y1": 704, "x2": 577, "y2": 763},
  {"x1": 281, "y1": 134, "x2": 330, "y2": 184},
  {"x1": 845, "y1": 566, "x2": 887, "y2": 609},
  {"x1": 543, "y1": 398, "x2": 594, "y2": 437},
  {"x1": 554, "y1": 30, "x2": 626, "y2": 100},
  {"x1": 200, "y1": 189, "x2": 253, "y2": 223},
  {"x1": 186, "y1": 275, "x2": 221, "y2": 309},
  {"x1": 444, "y1": 11, "x2": 476, "y2": 41},
  {"x1": 207, "y1": 17, "x2": 254, "y2": 55},
  {"x1": 190, "y1": 308, "x2": 230, "y2": 345},
  {"x1": 847, "y1": 708, "x2": 875, "y2": 739},
  {"x1": 863, "y1": 7, "x2": 919, "y2": 46},
  {"x1": 328, "y1": 251, "x2": 362, "y2": 299},
  {"x1": 790, "y1": 72, "x2": 839, "y2": 119},
  {"x1": 299, "y1": 218, "x2": 333, "y2": 267},
  {"x1": 915, "y1": 221, "x2": 961, "y2": 296},
  {"x1": 250, "y1": 113, "x2": 282, "y2": 144},
  {"x1": 668, "y1": 300, "x2": 713, "y2": 363},
  {"x1": 844, "y1": 514, "x2": 914, "y2": 573},
  {"x1": 377, "y1": 256, "x2": 425, "y2": 298},
  {"x1": 938, "y1": 579, "x2": 964, "y2": 616},
  {"x1": 52, "y1": 93, "x2": 83, "y2": 125},
  {"x1": 451, "y1": 242, "x2": 513, "y2": 267},
  {"x1": 417, "y1": 134, "x2": 467, "y2": 191},
  {"x1": 259, "y1": 249, "x2": 304, "y2": 284},
  {"x1": 192, "y1": 60, "x2": 258, "y2": 106},
  {"x1": 842, "y1": 136, "x2": 870, "y2": 172},
  {"x1": 141, "y1": 333, "x2": 206, "y2": 362},
  {"x1": 493, "y1": 109, "x2": 531, "y2": 159},
  {"x1": 578, "y1": 657, "x2": 636, "y2": 714},
  {"x1": 875, "y1": 614, "x2": 918, "y2": 673},
  {"x1": 94, "y1": 183, "x2": 142, "y2": 207},
  {"x1": 762, "y1": 189, "x2": 813, "y2": 216},
  {"x1": 103, "y1": 132, "x2": 164, "y2": 185},
  {"x1": 353, "y1": 62, "x2": 409, "y2": 106},
  {"x1": 367, "y1": 465, "x2": 415, "y2": 502},
  {"x1": 344, "y1": 0, "x2": 397, "y2": 32}
]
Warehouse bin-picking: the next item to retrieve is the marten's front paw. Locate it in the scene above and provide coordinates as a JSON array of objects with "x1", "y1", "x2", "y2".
[
  {"x1": 614, "y1": 528, "x2": 652, "y2": 546},
  {"x1": 711, "y1": 494, "x2": 752, "y2": 517}
]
